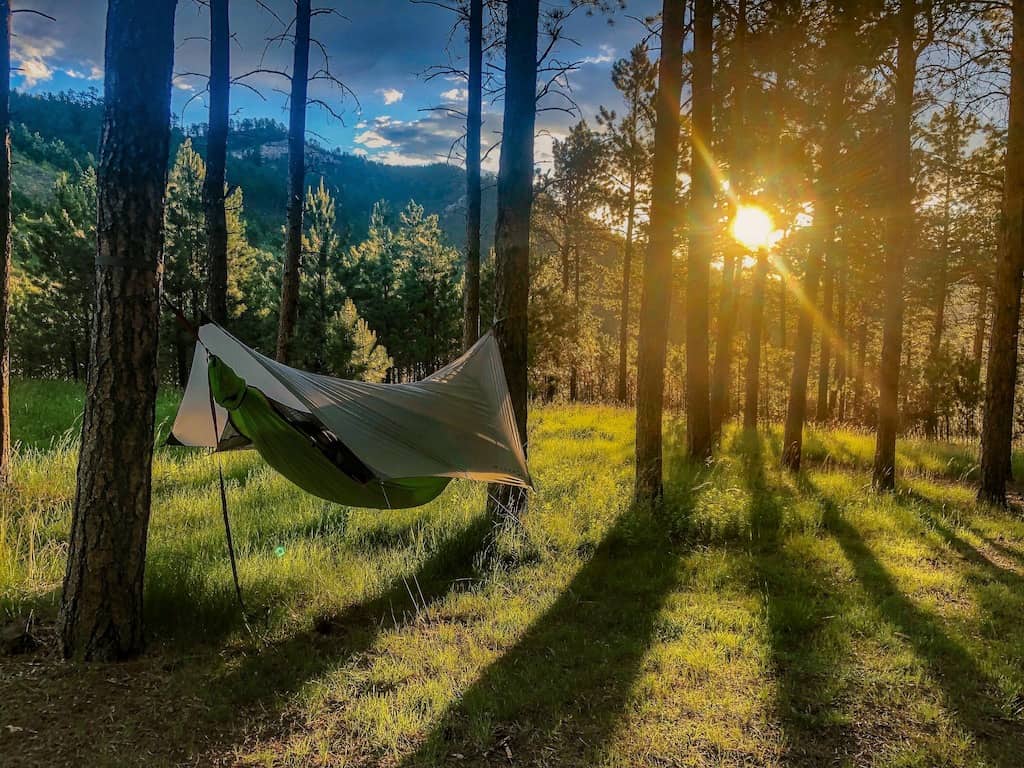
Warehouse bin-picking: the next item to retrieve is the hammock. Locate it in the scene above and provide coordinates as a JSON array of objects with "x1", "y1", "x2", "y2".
[{"x1": 169, "y1": 324, "x2": 532, "y2": 509}]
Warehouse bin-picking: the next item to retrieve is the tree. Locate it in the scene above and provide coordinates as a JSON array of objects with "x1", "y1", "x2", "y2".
[
  {"x1": 635, "y1": 0, "x2": 685, "y2": 500},
  {"x1": 743, "y1": 248, "x2": 768, "y2": 429},
  {"x1": 598, "y1": 43, "x2": 655, "y2": 404},
  {"x1": 687, "y1": 0, "x2": 714, "y2": 460},
  {"x1": 325, "y1": 299, "x2": 392, "y2": 381},
  {"x1": 0, "y1": 0, "x2": 11, "y2": 482},
  {"x1": 59, "y1": 0, "x2": 178, "y2": 660},
  {"x1": 298, "y1": 177, "x2": 343, "y2": 372},
  {"x1": 275, "y1": 0, "x2": 312, "y2": 363},
  {"x1": 465, "y1": 0, "x2": 483, "y2": 350},
  {"x1": 489, "y1": 0, "x2": 538, "y2": 518},
  {"x1": 163, "y1": 140, "x2": 206, "y2": 386},
  {"x1": 873, "y1": 0, "x2": 923, "y2": 491},
  {"x1": 544, "y1": 121, "x2": 607, "y2": 400},
  {"x1": 979, "y1": 0, "x2": 1024, "y2": 505},
  {"x1": 204, "y1": 0, "x2": 230, "y2": 324}
]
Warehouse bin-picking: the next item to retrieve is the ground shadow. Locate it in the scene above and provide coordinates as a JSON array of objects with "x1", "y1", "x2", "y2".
[
  {"x1": 801, "y1": 475, "x2": 1024, "y2": 767},
  {"x1": 397, "y1": 505, "x2": 682, "y2": 767},
  {"x1": 735, "y1": 431, "x2": 856, "y2": 765},
  {"x1": 0, "y1": 511, "x2": 494, "y2": 768},
  {"x1": 896, "y1": 488, "x2": 1024, "y2": 591}
]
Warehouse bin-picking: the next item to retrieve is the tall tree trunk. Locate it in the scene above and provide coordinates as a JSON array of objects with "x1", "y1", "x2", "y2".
[
  {"x1": 687, "y1": 0, "x2": 714, "y2": 460},
  {"x1": 616, "y1": 176, "x2": 637, "y2": 403},
  {"x1": 815, "y1": 257, "x2": 833, "y2": 420},
  {"x1": 0, "y1": 0, "x2": 11, "y2": 484},
  {"x1": 59, "y1": 0, "x2": 177, "y2": 660},
  {"x1": 872, "y1": 0, "x2": 916, "y2": 491},
  {"x1": 488, "y1": 0, "x2": 538, "y2": 518},
  {"x1": 204, "y1": 0, "x2": 229, "y2": 325},
  {"x1": 710, "y1": 251, "x2": 738, "y2": 436},
  {"x1": 570, "y1": 245, "x2": 580, "y2": 401},
  {"x1": 854, "y1": 312, "x2": 867, "y2": 422},
  {"x1": 743, "y1": 250, "x2": 768, "y2": 429},
  {"x1": 833, "y1": 256, "x2": 848, "y2": 418},
  {"x1": 782, "y1": 55, "x2": 843, "y2": 470},
  {"x1": 634, "y1": 0, "x2": 685, "y2": 500},
  {"x1": 973, "y1": 281, "x2": 988, "y2": 367},
  {"x1": 275, "y1": 0, "x2": 311, "y2": 363},
  {"x1": 782, "y1": 242, "x2": 823, "y2": 469},
  {"x1": 923, "y1": 172, "x2": 951, "y2": 438},
  {"x1": 979, "y1": 0, "x2": 1024, "y2": 506},
  {"x1": 462, "y1": 0, "x2": 483, "y2": 351}
]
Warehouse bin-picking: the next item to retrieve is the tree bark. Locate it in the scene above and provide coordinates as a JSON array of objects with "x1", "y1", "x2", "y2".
[
  {"x1": 634, "y1": 0, "x2": 685, "y2": 500},
  {"x1": 710, "y1": 251, "x2": 738, "y2": 436},
  {"x1": 462, "y1": 0, "x2": 483, "y2": 351},
  {"x1": 833, "y1": 255, "x2": 848, "y2": 418},
  {"x1": 815, "y1": 256, "x2": 833, "y2": 421},
  {"x1": 488, "y1": 0, "x2": 538, "y2": 518},
  {"x1": 782, "y1": 242, "x2": 823, "y2": 470},
  {"x1": 743, "y1": 251, "x2": 768, "y2": 429},
  {"x1": 275, "y1": 0, "x2": 311, "y2": 363},
  {"x1": 204, "y1": 0, "x2": 229, "y2": 325},
  {"x1": 59, "y1": 0, "x2": 177, "y2": 661},
  {"x1": 854, "y1": 312, "x2": 867, "y2": 422},
  {"x1": 973, "y1": 281, "x2": 988, "y2": 367},
  {"x1": 686, "y1": 0, "x2": 714, "y2": 460},
  {"x1": 979, "y1": 0, "x2": 1024, "y2": 506},
  {"x1": 0, "y1": 1, "x2": 11, "y2": 483},
  {"x1": 615, "y1": 175, "x2": 637, "y2": 403},
  {"x1": 872, "y1": 0, "x2": 916, "y2": 491}
]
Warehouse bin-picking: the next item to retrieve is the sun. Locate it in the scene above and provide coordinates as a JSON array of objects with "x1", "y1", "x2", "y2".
[{"x1": 731, "y1": 205, "x2": 775, "y2": 251}]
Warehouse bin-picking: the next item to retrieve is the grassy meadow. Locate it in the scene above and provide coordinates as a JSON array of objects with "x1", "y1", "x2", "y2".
[{"x1": 1, "y1": 379, "x2": 1023, "y2": 767}]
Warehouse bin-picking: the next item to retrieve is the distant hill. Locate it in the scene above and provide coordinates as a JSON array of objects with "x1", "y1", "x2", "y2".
[{"x1": 8, "y1": 90, "x2": 496, "y2": 253}]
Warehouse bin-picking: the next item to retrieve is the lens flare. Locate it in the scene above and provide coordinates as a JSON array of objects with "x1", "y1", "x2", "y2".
[{"x1": 731, "y1": 205, "x2": 775, "y2": 251}]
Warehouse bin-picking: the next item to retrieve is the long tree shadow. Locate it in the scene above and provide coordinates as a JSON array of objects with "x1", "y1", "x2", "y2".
[
  {"x1": 801, "y1": 475, "x2": 1024, "y2": 767},
  {"x1": 175, "y1": 512, "x2": 495, "y2": 763},
  {"x1": 736, "y1": 431, "x2": 856, "y2": 765},
  {"x1": 896, "y1": 489, "x2": 1024, "y2": 591},
  {"x1": 398, "y1": 505, "x2": 683, "y2": 767}
]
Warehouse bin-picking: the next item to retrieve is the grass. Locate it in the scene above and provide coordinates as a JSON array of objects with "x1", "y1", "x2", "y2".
[{"x1": 1, "y1": 383, "x2": 1023, "y2": 767}]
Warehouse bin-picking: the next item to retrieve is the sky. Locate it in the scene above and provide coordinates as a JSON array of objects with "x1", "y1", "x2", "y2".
[{"x1": 10, "y1": 0, "x2": 662, "y2": 171}]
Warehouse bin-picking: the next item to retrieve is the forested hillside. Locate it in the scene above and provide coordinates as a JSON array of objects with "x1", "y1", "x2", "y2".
[{"x1": 8, "y1": 90, "x2": 496, "y2": 250}]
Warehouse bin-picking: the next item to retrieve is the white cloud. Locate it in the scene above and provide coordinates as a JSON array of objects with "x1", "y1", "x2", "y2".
[
  {"x1": 582, "y1": 44, "x2": 615, "y2": 65},
  {"x1": 354, "y1": 129, "x2": 392, "y2": 149},
  {"x1": 441, "y1": 87, "x2": 468, "y2": 102},
  {"x1": 19, "y1": 58, "x2": 53, "y2": 88},
  {"x1": 11, "y1": 35, "x2": 60, "y2": 88},
  {"x1": 376, "y1": 88, "x2": 404, "y2": 105},
  {"x1": 173, "y1": 77, "x2": 195, "y2": 91},
  {"x1": 373, "y1": 150, "x2": 434, "y2": 167},
  {"x1": 66, "y1": 65, "x2": 103, "y2": 81},
  {"x1": 351, "y1": 147, "x2": 368, "y2": 157}
]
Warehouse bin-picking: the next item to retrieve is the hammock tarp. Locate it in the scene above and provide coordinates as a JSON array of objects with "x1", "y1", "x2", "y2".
[{"x1": 169, "y1": 324, "x2": 531, "y2": 509}]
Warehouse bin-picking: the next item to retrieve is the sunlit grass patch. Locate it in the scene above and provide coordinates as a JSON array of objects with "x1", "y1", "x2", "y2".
[{"x1": 2, "y1": 388, "x2": 1024, "y2": 766}]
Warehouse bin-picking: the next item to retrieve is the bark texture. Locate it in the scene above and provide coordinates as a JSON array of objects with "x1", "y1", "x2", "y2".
[
  {"x1": 686, "y1": 0, "x2": 714, "y2": 460},
  {"x1": 872, "y1": 0, "x2": 915, "y2": 491},
  {"x1": 462, "y1": 0, "x2": 483, "y2": 351},
  {"x1": 488, "y1": 0, "x2": 538, "y2": 517},
  {"x1": 0, "y1": 0, "x2": 11, "y2": 483},
  {"x1": 979, "y1": 0, "x2": 1024, "y2": 505},
  {"x1": 743, "y1": 251, "x2": 768, "y2": 430},
  {"x1": 634, "y1": 0, "x2": 684, "y2": 500},
  {"x1": 275, "y1": 0, "x2": 311, "y2": 363},
  {"x1": 204, "y1": 0, "x2": 230, "y2": 325},
  {"x1": 615, "y1": 176, "x2": 637, "y2": 403},
  {"x1": 59, "y1": 0, "x2": 177, "y2": 661}
]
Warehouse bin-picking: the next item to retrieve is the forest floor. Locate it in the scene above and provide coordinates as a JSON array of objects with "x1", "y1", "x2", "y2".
[{"x1": 1, "y1": 381, "x2": 1023, "y2": 767}]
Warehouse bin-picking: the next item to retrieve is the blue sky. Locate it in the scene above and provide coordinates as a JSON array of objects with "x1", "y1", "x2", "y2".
[{"x1": 10, "y1": 0, "x2": 662, "y2": 170}]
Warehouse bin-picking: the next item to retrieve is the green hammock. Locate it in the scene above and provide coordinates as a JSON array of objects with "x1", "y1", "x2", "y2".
[{"x1": 208, "y1": 356, "x2": 450, "y2": 509}]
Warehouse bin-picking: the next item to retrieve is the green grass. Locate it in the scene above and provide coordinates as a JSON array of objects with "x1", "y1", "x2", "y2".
[{"x1": 1, "y1": 382, "x2": 1023, "y2": 767}]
